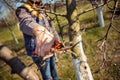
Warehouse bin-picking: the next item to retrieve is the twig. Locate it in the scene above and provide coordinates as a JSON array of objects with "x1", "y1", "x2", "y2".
[
  {"x1": 111, "y1": 25, "x2": 120, "y2": 33},
  {"x1": 95, "y1": 0, "x2": 119, "y2": 73},
  {"x1": 98, "y1": 0, "x2": 119, "y2": 41},
  {"x1": 3, "y1": 0, "x2": 15, "y2": 11},
  {"x1": 46, "y1": 10, "x2": 66, "y2": 17},
  {"x1": 104, "y1": 0, "x2": 118, "y2": 40},
  {"x1": 77, "y1": 0, "x2": 112, "y2": 17}
]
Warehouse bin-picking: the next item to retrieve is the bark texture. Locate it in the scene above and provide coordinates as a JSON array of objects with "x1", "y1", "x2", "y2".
[{"x1": 66, "y1": 0, "x2": 94, "y2": 80}]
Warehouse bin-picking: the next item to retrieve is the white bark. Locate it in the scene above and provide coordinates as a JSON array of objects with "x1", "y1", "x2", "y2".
[
  {"x1": 72, "y1": 58, "x2": 81, "y2": 80},
  {"x1": 72, "y1": 35, "x2": 94, "y2": 80},
  {"x1": 65, "y1": 0, "x2": 94, "y2": 79},
  {"x1": 96, "y1": 0, "x2": 105, "y2": 27}
]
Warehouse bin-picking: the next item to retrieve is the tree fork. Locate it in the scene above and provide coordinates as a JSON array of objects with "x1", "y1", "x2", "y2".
[{"x1": 66, "y1": 0, "x2": 94, "y2": 80}]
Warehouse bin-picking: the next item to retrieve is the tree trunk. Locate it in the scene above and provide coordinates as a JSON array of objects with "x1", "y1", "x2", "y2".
[
  {"x1": 96, "y1": 0, "x2": 105, "y2": 27},
  {"x1": 66, "y1": 0, "x2": 94, "y2": 80}
]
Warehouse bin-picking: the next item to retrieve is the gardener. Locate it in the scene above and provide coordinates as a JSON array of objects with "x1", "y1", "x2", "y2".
[{"x1": 16, "y1": 0, "x2": 60, "y2": 80}]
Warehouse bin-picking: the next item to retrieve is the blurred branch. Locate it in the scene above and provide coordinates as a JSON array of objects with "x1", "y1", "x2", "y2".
[
  {"x1": 3, "y1": 0, "x2": 15, "y2": 11},
  {"x1": 95, "y1": 0, "x2": 119, "y2": 73},
  {"x1": 77, "y1": 0, "x2": 111, "y2": 17},
  {"x1": 97, "y1": 0, "x2": 119, "y2": 43},
  {"x1": 97, "y1": 0, "x2": 119, "y2": 57},
  {"x1": 46, "y1": 10, "x2": 66, "y2": 17},
  {"x1": 112, "y1": 25, "x2": 120, "y2": 33},
  {"x1": 102, "y1": 0, "x2": 119, "y2": 40}
]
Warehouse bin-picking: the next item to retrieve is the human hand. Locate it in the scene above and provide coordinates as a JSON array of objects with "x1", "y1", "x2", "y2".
[{"x1": 33, "y1": 26, "x2": 55, "y2": 57}]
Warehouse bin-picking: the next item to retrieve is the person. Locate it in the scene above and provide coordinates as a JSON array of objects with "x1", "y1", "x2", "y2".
[{"x1": 15, "y1": 0, "x2": 60, "y2": 80}]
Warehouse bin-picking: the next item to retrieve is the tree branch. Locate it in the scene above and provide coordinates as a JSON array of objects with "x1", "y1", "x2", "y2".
[
  {"x1": 112, "y1": 25, "x2": 120, "y2": 33},
  {"x1": 3, "y1": 0, "x2": 15, "y2": 11},
  {"x1": 104, "y1": 0, "x2": 119, "y2": 40},
  {"x1": 77, "y1": 0, "x2": 112, "y2": 17},
  {"x1": 97, "y1": 0, "x2": 119, "y2": 42},
  {"x1": 46, "y1": 10, "x2": 66, "y2": 17}
]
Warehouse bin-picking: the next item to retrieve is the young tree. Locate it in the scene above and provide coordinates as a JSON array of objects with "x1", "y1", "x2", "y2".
[
  {"x1": 65, "y1": 0, "x2": 93, "y2": 80},
  {"x1": 90, "y1": 0, "x2": 105, "y2": 27}
]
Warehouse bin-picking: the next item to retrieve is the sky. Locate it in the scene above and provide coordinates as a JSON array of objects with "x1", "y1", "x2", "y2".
[
  {"x1": 42, "y1": 0, "x2": 61, "y2": 4},
  {"x1": 0, "y1": 1, "x2": 8, "y2": 19},
  {"x1": 15, "y1": 0, "x2": 61, "y2": 7}
]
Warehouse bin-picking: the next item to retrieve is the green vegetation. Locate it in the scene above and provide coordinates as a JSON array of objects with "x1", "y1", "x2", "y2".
[{"x1": 0, "y1": 1, "x2": 120, "y2": 80}]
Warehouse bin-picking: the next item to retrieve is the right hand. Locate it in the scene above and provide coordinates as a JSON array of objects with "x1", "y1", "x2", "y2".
[{"x1": 33, "y1": 26, "x2": 55, "y2": 57}]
